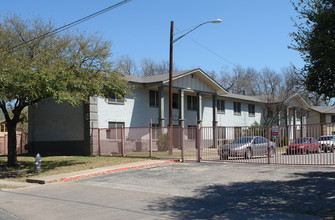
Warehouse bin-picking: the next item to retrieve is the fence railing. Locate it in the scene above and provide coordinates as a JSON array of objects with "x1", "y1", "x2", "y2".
[
  {"x1": 0, "y1": 132, "x2": 28, "y2": 156},
  {"x1": 93, "y1": 126, "x2": 199, "y2": 161},
  {"x1": 93, "y1": 123, "x2": 335, "y2": 165}
]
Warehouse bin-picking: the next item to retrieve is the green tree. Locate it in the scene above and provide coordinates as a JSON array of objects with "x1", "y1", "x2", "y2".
[
  {"x1": 0, "y1": 15, "x2": 128, "y2": 166},
  {"x1": 290, "y1": 0, "x2": 335, "y2": 99}
]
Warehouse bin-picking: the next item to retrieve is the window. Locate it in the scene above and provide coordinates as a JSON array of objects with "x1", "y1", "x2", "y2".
[
  {"x1": 248, "y1": 104, "x2": 255, "y2": 117},
  {"x1": 234, "y1": 102, "x2": 241, "y2": 115},
  {"x1": 187, "y1": 125, "x2": 196, "y2": 139},
  {"x1": 149, "y1": 90, "x2": 159, "y2": 107},
  {"x1": 332, "y1": 115, "x2": 335, "y2": 123},
  {"x1": 108, "y1": 93, "x2": 124, "y2": 104},
  {"x1": 217, "y1": 100, "x2": 225, "y2": 113},
  {"x1": 172, "y1": 93, "x2": 178, "y2": 109},
  {"x1": 107, "y1": 122, "x2": 125, "y2": 139},
  {"x1": 187, "y1": 96, "x2": 197, "y2": 111}
]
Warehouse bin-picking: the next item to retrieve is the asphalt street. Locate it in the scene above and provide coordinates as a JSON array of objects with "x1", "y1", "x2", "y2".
[{"x1": 0, "y1": 162, "x2": 334, "y2": 219}]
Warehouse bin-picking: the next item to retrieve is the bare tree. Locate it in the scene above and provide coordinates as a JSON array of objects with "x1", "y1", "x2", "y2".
[
  {"x1": 141, "y1": 58, "x2": 178, "y2": 76},
  {"x1": 219, "y1": 65, "x2": 309, "y2": 125},
  {"x1": 220, "y1": 65, "x2": 260, "y2": 95},
  {"x1": 258, "y1": 67, "x2": 302, "y2": 125},
  {"x1": 205, "y1": 70, "x2": 220, "y2": 82},
  {"x1": 141, "y1": 58, "x2": 157, "y2": 76},
  {"x1": 155, "y1": 60, "x2": 170, "y2": 75},
  {"x1": 115, "y1": 55, "x2": 138, "y2": 76}
]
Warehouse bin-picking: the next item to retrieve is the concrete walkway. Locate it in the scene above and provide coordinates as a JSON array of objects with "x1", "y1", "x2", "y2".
[{"x1": 0, "y1": 180, "x2": 31, "y2": 187}]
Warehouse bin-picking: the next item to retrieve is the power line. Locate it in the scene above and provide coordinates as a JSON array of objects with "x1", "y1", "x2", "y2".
[
  {"x1": 10, "y1": 0, "x2": 133, "y2": 50},
  {"x1": 175, "y1": 26, "x2": 237, "y2": 68}
]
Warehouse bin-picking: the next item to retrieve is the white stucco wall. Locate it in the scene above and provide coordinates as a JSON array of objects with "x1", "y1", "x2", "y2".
[
  {"x1": 97, "y1": 87, "x2": 160, "y2": 128},
  {"x1": 29, "y1": 101, "x2": 84, "y2": 141},
  {"x1": 97, "y1": 86, "x2": 264, "y2": 129},
  {"x1": 216, "y1": 101, "x2": 262, "y2": 127},
  {"x1": 201, "y1": 96, "x2": 213, "y2": 127}
]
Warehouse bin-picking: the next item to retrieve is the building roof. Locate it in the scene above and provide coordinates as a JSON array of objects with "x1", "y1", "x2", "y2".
[
  {"x1": 125, "y1": 70, "x2": 192, "y2": 84},
  {"x1": 220, "y1": 93, "x2": 310, "y2": 108},
  {"x1": 220, "y1": 93, "x2": 262, "y2": 103},
  {"x1": 310, "y1": 106, "x2": 335, "y2": 114},
  {"x1": 124, "y1": 69, "x2": 310, "y2": 108},
  {"x1": 125, "y1": 68, "x2": 228, "y2": 95}
]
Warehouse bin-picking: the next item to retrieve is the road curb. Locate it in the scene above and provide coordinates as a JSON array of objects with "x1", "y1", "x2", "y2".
[
  {"x1": 60, "y1": 159, "x2": 180, "y2": 182},
  {"x1": 25, "y1": 159, "x2": 180, "y2": 184}
]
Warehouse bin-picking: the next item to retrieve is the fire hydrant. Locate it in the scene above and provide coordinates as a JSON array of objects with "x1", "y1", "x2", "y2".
[{"x1": 35, "y1": 153, "x2": 41, "y2": 172}]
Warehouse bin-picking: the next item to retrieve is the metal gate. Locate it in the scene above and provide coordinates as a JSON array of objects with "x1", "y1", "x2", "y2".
[
  {"x1": 93, "y1": 123, "x2": 335, "y2": 165},
  {"x1": 200, "y1": 123, "x2": 335, "y2": 165}
]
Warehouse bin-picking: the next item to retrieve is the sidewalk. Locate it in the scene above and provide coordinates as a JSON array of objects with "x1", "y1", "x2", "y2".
[
  {"x1": 0, "y1": 179, "x2": 32, "y2": 187},
  {"x1": 24, "y1": 159, "x2": 179, "y2": 184}
]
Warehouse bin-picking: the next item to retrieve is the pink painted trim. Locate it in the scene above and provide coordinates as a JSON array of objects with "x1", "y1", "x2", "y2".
[{"x1": 60, "y1": 159, "x2": 180, "y2": 182}]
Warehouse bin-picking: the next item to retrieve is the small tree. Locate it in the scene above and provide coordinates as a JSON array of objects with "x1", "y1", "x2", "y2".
[
  {"x1": 157, "y1": 132, "x2": 170, "y2": 151},
  {"x1": 0, "y1": 15, "x2": 128, "y2": 166}
]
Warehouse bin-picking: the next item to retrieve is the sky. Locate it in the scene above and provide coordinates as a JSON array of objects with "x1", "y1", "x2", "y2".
[{"x1": 0, "y1": 0, "x2": 304, "y2": 76}]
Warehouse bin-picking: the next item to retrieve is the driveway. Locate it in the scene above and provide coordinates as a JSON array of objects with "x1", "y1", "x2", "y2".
[{"x1": 0, "y1": 162, "x2": 334, "y2": 219}]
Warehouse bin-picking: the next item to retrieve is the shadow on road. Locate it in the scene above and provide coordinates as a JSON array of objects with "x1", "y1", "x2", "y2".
[{"x1": 147, "y1": 171, "x2": 335, "y2": 219}]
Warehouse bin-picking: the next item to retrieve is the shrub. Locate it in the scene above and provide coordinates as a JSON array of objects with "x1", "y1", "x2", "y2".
[{"x1": 157, "y1": 133, "x2": 170, "y2": 151}]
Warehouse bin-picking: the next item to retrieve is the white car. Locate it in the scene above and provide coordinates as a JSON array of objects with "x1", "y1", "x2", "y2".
[{"x1": 318, "y1": 135, "x2": 335, "y2": 153}]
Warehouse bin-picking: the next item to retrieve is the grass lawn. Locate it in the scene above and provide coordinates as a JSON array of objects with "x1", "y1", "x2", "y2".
[{"x1": 0, "y1": 155, "x2": 152, "y2": 182}]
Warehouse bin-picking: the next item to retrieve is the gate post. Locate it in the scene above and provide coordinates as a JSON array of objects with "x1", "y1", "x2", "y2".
[
  {"x1": 267, "y1": 126, "x2": 271, "y2": 164},
  {"x1": 98, "y1": 128, "x2": 101, "y2": 156},
  {"x1": 196, "y1": 123, "x2": 201, "y2": 162},
  {"x1": 181, "y1": 126, "x2": 184, "y2": 162},
  {"x1": 121, "y1": 126, "x2": 125, "y2": 157},
  {"x1": 149, "y1": 123, "x2": 152, "y2": 157}
]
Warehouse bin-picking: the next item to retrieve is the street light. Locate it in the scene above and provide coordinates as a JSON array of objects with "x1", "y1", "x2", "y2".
[{"x1": 168, "y1": 19, "x2": 222, "y2": 154}]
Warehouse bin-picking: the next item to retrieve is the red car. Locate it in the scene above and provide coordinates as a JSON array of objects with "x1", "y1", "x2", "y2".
[{"x1": 286, "y1": 137, "x2": 321, "y2": 155}]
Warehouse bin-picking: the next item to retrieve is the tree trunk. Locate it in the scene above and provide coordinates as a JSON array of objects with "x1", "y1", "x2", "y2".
[{"x1": 7, "y1": 121, "x2": 18, "y2": 167}]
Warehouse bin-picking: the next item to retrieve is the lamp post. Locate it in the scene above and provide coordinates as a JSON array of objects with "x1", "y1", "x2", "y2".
[{"x1": 168, "y1": 19, "x2": 222, "y2": 155}]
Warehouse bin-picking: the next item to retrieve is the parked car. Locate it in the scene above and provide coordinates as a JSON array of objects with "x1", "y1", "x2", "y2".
[
  {"x1": 286, "y1": 137, "x2": 321, "y2": 155},
  {"x1": 218, "y1": 136, "x2": 275, "y2": 160},
  {"x1": 318, "y1": 135, "x2": 335, "y2": 153}
]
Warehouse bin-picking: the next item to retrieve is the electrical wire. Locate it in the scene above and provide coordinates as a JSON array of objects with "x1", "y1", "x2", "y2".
[
  {"x1": 187, "y1": 36, "x2": 237, "y2": 67},
  {"x1": 10, "y1": 0, "x2": 133, "y2": 50},
  {"x1": 175, "y1": 26, "x2": 237, "y2": 68},
  {"x1": 174, "y1": 25, "x2": 195, "y2": 36}
]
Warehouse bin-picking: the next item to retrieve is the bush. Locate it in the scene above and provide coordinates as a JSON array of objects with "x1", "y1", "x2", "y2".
[{"x1": 157, "y1": 133, "x2": 169, "y2": 151}]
